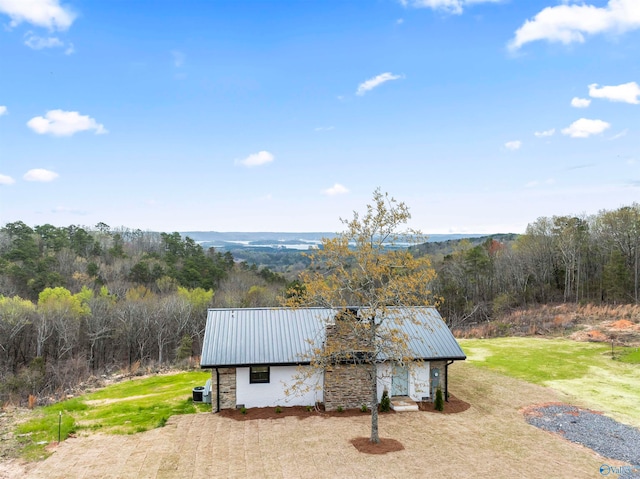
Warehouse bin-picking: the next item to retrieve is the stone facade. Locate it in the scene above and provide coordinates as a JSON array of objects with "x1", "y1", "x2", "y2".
[
  {"x1": 323, "y1": 317, "x2": 375, "y2": 411},
  {"x1": 211, "y1": 367, "x2": 236, "y2": 411},
  {"x1": 324, "y1": 363, "x2": 374, "y2": 411}
]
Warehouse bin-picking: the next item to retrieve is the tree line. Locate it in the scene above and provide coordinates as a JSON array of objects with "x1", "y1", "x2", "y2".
[
  {"x1": 430, "y1": 204, "x2": 640, "y2": 328},
  {"x1": 1, "y1": 203, "x2": 638, "y2": 402},
  {"x1": 0, "y1": 222, "x2": 287, "y2": 402}
]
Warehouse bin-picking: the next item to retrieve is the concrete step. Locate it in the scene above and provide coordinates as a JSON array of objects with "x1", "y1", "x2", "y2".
[{"x1": 390, "y1": 396, "x2": 419, "y2": 412}]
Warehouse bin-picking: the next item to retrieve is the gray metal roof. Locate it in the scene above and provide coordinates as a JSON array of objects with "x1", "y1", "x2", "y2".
[{"x1": 200, "y1": 307, "x2": 466, "y2": 368}]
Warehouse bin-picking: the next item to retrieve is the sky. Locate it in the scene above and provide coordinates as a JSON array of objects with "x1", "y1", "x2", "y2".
[{"x1": 0, "y1": 0, "x2": 639, "y2": 234}]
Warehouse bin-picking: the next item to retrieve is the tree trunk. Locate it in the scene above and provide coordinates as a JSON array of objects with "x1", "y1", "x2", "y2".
[
  {"x1": 369, "y1": 362, "x2": 379, "y2": 443},
  {"x1": 369, "y1": 317, "x2": 379, "y2": 444}
]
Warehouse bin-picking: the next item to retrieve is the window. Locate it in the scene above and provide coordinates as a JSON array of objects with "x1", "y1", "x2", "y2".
[{"x1": 250, "y1": 366, "x2": 270, "y2": 384}]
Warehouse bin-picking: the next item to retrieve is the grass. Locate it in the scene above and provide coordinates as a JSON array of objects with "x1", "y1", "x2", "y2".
[
  {"x1": 460, "y1": 337, "x2": 640, "y2": 427},
  {"x1": 618, "y1": 347, "x2": 640, "y2": 364},
  {"x1": 15, "y1": 370, "x2": 211, "y2": 460}
]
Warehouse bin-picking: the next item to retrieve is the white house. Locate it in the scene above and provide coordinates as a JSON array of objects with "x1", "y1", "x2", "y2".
[{"x1": 199, "y1": 307, "x2": 466, "y2": 412}]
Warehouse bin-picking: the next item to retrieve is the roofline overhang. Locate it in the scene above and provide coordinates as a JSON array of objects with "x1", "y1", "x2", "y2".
[
  {"x1": 200, "y1": 361, "x2": 312, "y2": 369},
  {"x1": 200, "y1": 356, "x2": 466, "y2": 369}
]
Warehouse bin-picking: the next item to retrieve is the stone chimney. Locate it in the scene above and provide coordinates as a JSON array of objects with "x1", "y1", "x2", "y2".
[{"x1": 323, "y1": 309, "x2": 375, "y2": 411}]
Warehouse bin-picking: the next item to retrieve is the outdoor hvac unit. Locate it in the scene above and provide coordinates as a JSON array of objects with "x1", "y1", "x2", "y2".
[
  {"x1": 203, "y1": 379, "x2": 212, "y2": 404},
  {"x1": 192, "y1": 386, "x2": 205, "y2": 402}
]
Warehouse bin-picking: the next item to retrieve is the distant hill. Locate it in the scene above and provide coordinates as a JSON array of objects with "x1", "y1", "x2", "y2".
[
  {"x1": 179, "y1": 232, "x2": 519, "y2": 276},
  {"x1": 180, "y1": 231, "x2": 498, "y2": 250},
  {"x1": 412, "y1": 233, "x2": 519, "y2": 258}
]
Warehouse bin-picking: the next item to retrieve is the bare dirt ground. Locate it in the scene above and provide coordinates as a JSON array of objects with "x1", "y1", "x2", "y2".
[{"x1": 1, "y1": 361, "x2": 625, "y2": 479}]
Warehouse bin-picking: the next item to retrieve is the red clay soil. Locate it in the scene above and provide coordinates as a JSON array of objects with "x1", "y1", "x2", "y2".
[
  {"x1": 218, "y1": 394, "x2": 470, "y2": 421},
  {"x1": 418, "y1": 394, "x2": 471, "y2": 414},
  {"x1": 350, "y1": 437, "x2": 405, "y2": 454},
  {"x1": 520, "y1": 402, "x2": 604, "y2": 418},
  {"x1": 218, "y1": 405, "x2": 394, "y2": 421},
  {"x1": 610, "y1": 319, "x2": 635, "y2": 329},
  {"x1": 586, "y1": 329, "x2": 608, "y2": 342}
]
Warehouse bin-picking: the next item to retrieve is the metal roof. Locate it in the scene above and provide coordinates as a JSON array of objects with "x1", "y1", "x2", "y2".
[{"x1": 200, "y1": 307, "x2": 466, "y2": 368}]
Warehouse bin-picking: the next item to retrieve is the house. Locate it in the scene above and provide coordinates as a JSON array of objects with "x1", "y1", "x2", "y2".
[{"x1": 199, "y1": 307, "x2": 466, "y2": 412}]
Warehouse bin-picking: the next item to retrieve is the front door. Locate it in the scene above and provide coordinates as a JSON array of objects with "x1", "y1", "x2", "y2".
[{"x1": 392, "y1": 365, "x2": 409, "y2": 396}]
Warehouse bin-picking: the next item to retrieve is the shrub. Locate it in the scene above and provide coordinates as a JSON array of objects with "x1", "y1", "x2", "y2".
[
  {"x1": 380, "y1": 389, "x2": 391, "y2": 412},
  {"x1": 240, "y1": 406, "x2": 247, "y2": 415},
  {"x1": 434, "y1": 387, "x2": 444, "y2": 412},
  {"x1": 275, "y1": 406, "x2": 282, "y2": 414},
  {"x1": 336, "y1": 406, "x2": 344, "y2": 413},
  {"x1": 175, "y1": 335, "x2": 193, "y2": 363},
  {"x1": 360, "y1": 404, "x2": 368, "y2": 413}
]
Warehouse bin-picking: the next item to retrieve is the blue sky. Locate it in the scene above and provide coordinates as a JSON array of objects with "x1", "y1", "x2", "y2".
[{"x1": 1, "y1": 0, "x2": 638, "y2": 234}]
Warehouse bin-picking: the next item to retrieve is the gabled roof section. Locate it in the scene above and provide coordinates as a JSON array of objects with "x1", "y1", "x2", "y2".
[
  {"x1": 200, "y1": 308, "x2": 330, "y2": 368},
  {"x1": 379, "y1": 307, "x2": 466, "y2": 361},
  {"x1": 200, "y1": 307, "x2": 466, "y2": 368}
]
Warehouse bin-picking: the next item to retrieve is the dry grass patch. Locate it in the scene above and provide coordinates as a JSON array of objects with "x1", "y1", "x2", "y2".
[
  {"x1": 455, "y1": 303, "x2": 640, "y2": 342},
  {"x1": 22, "y1": 361, "x2": 615, "y2": 479}
]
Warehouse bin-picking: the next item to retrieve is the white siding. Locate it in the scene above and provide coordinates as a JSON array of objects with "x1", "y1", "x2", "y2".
[
  {"x1": 236, "y1": 366, "x2": 323, "y2": 408},
  {"x1": 409, "y1": 362, "x2": 430, "y2": 401},
  {"x1": 375, "y1": 362, "x2": 429, "y2": 402}
]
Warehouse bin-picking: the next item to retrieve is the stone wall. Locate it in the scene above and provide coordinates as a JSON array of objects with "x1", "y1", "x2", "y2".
[
  {"x1": 324, "y1": 363, "x2": 374, "y2": 411},
  {"x1": 323, "y1": 314, "x2": 376, "y2": 411},
  {"x1": 211, "y1": 367, "x2": 237, "y2": 411}
]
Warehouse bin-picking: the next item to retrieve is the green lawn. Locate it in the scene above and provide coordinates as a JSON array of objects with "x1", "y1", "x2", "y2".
[
  {"x1": 460, "y1": 337, "x2": 640, "y2": 426},
  {"x1": 16, "y1": 370, "x2": 211, "y2": 460}
]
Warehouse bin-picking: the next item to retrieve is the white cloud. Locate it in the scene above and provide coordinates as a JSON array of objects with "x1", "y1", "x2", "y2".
[
  {"x1": 24, "y1": 34, "x2": 63, "y2": 49},
  {"x1": 235, "y1": 150, "x2": 274, "y2": 167},
  {"x1": 534, "y1": 128, "x2": 555, "y2": 137},
  {"x1": 51, "y1": 206, "x2": 87, "y2": 215},
  {"x1": 0, "y1": 174, "x2": 15, "y2": 185},
  {"x1": 396, "y1": 18, "x2": 404, "y2": 25},
  {"x1": 525, "y1": 177, "x2": 555, "y2": 188},
  {"x1": 23, "y1": 168, "x2": 59, "y2": 182},
  {"x1": 571, "y1": 97, "x2": 591, "y2": 108},
  {"x1": 504, "y1": 140, "x2": 521, "y2": 151},
  {"x1": 400, "y1": 0, "x2": 501, "y2": 15},
  {"x1": 322, "y1": 183, "x2": 349, "y2": 196},
  {"x1": 609, "y1": 128, "x2": 629, "y2": 140},
  {"x1": 0, "y1": 105, "x2": 7, "y2": 116},
  {"x1": 171, "y1": 49, "x2": 185, "y2": 68},
  {"x1": 561, "y1": 118, "x2": 611, "y2": 138},
  {"x1": 64, "y1": 42, "x2": 74, "y2": 55},
  {"x1": 27, "y1": 110, "x2": 107, "y2": 136},
  {"x1": 356, "y1": 72, "x2": 402, "y2": 96},
  {"x1": 508, "y1": 0, "x2": 640, "y2": 51},
  {"x1": 589, "y1": 82, "x2": 640, "y2": 104},
  {"x1": 0, "y1": 0, "x2": 76, "y2": 30}
]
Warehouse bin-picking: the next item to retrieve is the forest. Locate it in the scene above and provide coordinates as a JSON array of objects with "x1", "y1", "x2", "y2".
[{"x1": 0, "y1": 203, "x2": 638, "y2": 403}]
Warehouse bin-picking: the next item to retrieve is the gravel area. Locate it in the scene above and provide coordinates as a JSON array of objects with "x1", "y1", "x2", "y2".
[{"x1": 525, "y1": 404, "x2": 640, "y2": 478}]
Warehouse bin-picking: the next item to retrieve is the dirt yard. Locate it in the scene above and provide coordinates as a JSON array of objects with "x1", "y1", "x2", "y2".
[{"x1": 2, "y1": 362, "x2": 624, "y2": 479}]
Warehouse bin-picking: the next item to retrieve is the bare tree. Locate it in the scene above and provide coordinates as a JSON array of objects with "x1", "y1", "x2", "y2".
[{"x1": 286, "y1": 189, "x2": 438, "y2": 443}]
